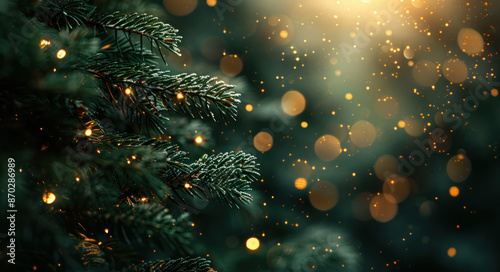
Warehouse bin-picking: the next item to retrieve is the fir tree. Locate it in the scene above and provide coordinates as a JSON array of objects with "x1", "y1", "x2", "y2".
[{"x1": 0, "y1": 0, "x2": 259, "y2": 271}]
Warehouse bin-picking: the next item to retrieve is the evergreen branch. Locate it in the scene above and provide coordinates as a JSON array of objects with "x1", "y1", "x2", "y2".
[
  {"x1": 89, "y1": 133, "x2": 189, "y2": 172},
  {"x1": 188, "y1": 151, "x2": 259, "y2": 208},
  {"x1": 99, "y1": 36, "x2": 158, "y2": 65},
  {"x1": 87, "y1": 204, "x2": 193, "y2": 254},
  {"x1": 127, "y1": 257, "x2": 216, "y2": 272},
  {"x1": 80, "y1": 133, "x2": 191, "y2": 203},
  {"x1": 89, "y1": 11, "x2": 181, "y2": 57},
  {"x1": 85, "y1": 58, "x2": 241, "y2": 122},
  {"x1": 37, "y1": 0, "x2": 96, "y2": 30}
]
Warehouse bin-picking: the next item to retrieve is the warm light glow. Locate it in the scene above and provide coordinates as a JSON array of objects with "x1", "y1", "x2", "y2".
[
  {"x1": 104, "y1": 228, "x2": 109, "y2": 234},
  {"x1": 350, "y1": 120, "x2": 376, "y2": 148},
  {"x1": 398, "y1": 120, "x2": 406, "y2": 128},
  {"x1": 85, "y1": 129, "x2": 92, "y2": 137},
  {"x1": 345, "y1": 93, "x2": 353, "y2": 100},
  {"x1": 56, "y1": 49, "x2": 66, "y2": 59},
  {"x1": 447, "y1": 247, "x2": 457, "y2": 257},
  {"x1": 309, "y1": 180, "x2": 339, "y2": 211},
  {"x1": 294, "y1": 177, "x2": 307, "y2": 190},
  {"x1": 246, "y1": 237, "x2": 260, "y2": 250},
  {"x1": 40, "y1": 39, "x2": 50, "y2": 49},
  {"x1": 253, "y1": 131, "x2": 273, "y2": 152},
  {"x1": 449, "y1": 186, "x2": 460, "y2": 197},
  {"x1": 492, "y1": 89, "x2": 498, "y2": 97},
  {"x1": 43, "y1": 192, "x2": 56, "y2": 204},
  {"x1": 301, "y1": 121, "x2": 308, "y2": 128},
  {"x1": 245, "y1": 104, "x2": 253, "y2": 112},
  {"x1": 207, "y1": 0, "x2": 217, "y2": 7},
  {"x1": 184, "y1": 183, "x2": 192, "y2": 189},
  {"x1": 195, "y1": 136, "x2": 203, "y2": 144},
  {"x1": 281, "y1": 90, "x2": 306, "y2": 116},
  {"x1": 125, "y1": 87, "x2": 132, "y2": 95},
  {"x1": 280, "y1": 30, "x2": 289, "y2": 39},
  {"x1": 177, "y1": 92, "x2": 184, "y2": 99},
  {"x1": 314, "y1": 135, "x2": 341, "y2": 162}
]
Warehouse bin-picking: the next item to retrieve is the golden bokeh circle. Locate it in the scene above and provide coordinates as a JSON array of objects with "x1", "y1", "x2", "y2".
[
  {"x1": 404, "y1": 116, "x2": 425, "y2": 137},
  {"x1": 314, "y1": 134, "x2": 341, "y2": 161},
  {"x1": 374, "y1": 155, "x2": 399, "y2": 181},
  {"x1": 309, "y1": 181, "x2": 339, "y2": 211},
  {"x1": 163, "y1": 0, "x2": 198, "y2": 16},
  {"x1": 457, "y1": 28, "x2": 484, "y2": 55},
  {"x1": 449, "y1": 186, "x2": 460, "y2": 197},
  {"x1": 442, "y1": 59, "x2": 468, "y2": 83},
  {"x1": 294, "y1": 177, "x2": 307, "y2": 190},
  {"x1": 220, "y1": 55, "x2": 243, "y2": 77},
  {"x1": 350, "y1": 120, "x2": 376, "y2": 148},
  {"x1": 382, "y1": 174, "x2": 410, "y2": 203},
  {"x1": 246, "y1": 237, "x2": 260, "y2": 251},
  {"x1": 369, "y1": 195, "x2": 398, "y2": 223},
  {"x1": 281, "y1": 90, "x2": 306, "y2": 116},
  {"x1": 412, "y1": 60, "x2": 439, "y2": 87},
  {"x1": 253, "y1": 131, "x2": 273, "y2": 153},
  {"x1": 446, "y1": 154, "x2": 471, "y2": 182}
]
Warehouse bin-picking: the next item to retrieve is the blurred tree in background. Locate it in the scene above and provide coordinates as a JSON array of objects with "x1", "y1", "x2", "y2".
[{"x1": 2, "y1": 0, "x2": 500, "y2": 272}]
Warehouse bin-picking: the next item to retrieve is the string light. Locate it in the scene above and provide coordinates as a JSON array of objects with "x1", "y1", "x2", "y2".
[
  {"x1": 43, "y1": 192, "x2": 56, "y2": 204},
  {"x1": 40, "y1": 39, "x2": 50, "y2": 49},
  {"x1": 125, "y1": 87, "x2": 132, "y2": 95},
  {"x1": 246, "y1": 237, "x2": 260, "y2": 250},
  {"x1": 195, "y1": 136, "x2": 203, "y2": 144},
  {"x1": 85, "y1": 129, "x2": 92, "y2": 137},
  {"x1": 56, "y1": 49, "x2": 66, "y2": 59},
  {"x1": 177, "y1": 92, "x2": 184, "y2": 99},
  {"x1": 207, "y1": 0, "x2": 217, "y2": 7},
  {"x1": 184, "y1": 183, "x2": 192, "y2": 189}
]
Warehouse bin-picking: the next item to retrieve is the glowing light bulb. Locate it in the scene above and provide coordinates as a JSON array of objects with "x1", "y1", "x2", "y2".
[
  {"x1": 245, "y1": 104, "x2": 253, "y2": 112},
  {"x1": 207, "y1": 0, "x2": 217, "y2": 6},
  {"x1": 345, "y1": 93, "x2": 353, "y2": 100},
  {"x1": 177, "y1": 92, "x2": 184, "y2": 100},
  {"x1": 57, "y1": 49, "x2": 66, "y2": 59},
  {"x1": 40, "y1": 39, "x2": 50, "y2": 49},
  {"x1": 85, "y1": 129, "x2": 92, "y2": 137},
  {"x1": 195, "y1": 136, "x2": 203, "y2": 144},
  {"x1": 246, "y1": 237, "x2": 260, "y2": 250},
  {"x1": 447, "y1": 247, "x2": 457, "y2": 257},
  {"x1": 43, "y1": 192, "x2": 56, "y2": 204},
  {"x1": 294, "y1": 178, "x2": 307, "y2": 190},
  {"x1": 125, "y1": 87, "x2": 132, "y2": 95},
  {"x1": 280, "y1": 30, "x2": 289, "y2": 39}
]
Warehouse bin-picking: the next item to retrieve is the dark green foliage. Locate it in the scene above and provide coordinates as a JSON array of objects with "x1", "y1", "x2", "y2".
[
  {"x1": 88, "y1": 204, "x2": 193, "y2": 254},
  {"x1": 187, "y1": 152, "x2": 259, "y2": 208},
  {"x1": 267, "y1": 227, "x2": 360, "y2": 271},
  {"x1": 84, "y1": 58, "x2": 240, "y2": 123},
  {"x1": 127, "y1": 257, "x2": 216, "y2": 272},
  {"x1": 88, "y1": 11, "x2": 181, "y2": 60},
  {"x1": 0, "y1": 0, "x2": 258, "y2": 270},
  {"x1": 99, "y1": 36, "x2": 159, "y2": 65},
  {"x1": 37, "y1": 0, "x2": 96, "y2": 30}
]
